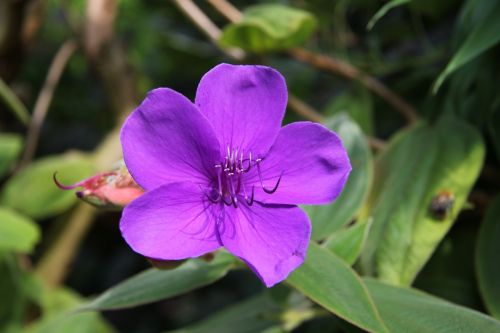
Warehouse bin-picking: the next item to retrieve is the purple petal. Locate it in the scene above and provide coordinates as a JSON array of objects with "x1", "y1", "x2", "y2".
[
  {"x1": 221, "y1": 202, "x2": 311, "y2": 287},
  {"x1": 195, "y1": 63, "x2": 287, "y2": 157},
  {"x1": 121, "y1": 88, "x2": 221, "y2": 190},
  {"x1": 246, "y1": 122, "x2": 351, "y2": 205},
  {"x1": 120, "y1": 182, "x2": 222, "y2": 260}
]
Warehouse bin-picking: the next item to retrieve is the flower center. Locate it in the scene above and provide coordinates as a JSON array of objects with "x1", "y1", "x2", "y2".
[{"x1": 205, "y1": 146, "x2": 281, "y2": 208}]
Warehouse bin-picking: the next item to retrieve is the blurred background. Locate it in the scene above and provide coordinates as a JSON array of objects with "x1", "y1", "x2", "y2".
[{"x1": 1, "y1": 0, "x2": 499, "y2": 332}]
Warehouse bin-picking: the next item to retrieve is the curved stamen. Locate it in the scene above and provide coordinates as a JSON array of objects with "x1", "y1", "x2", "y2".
[
  {"x1": 201, "y1": 186, "x2": 220, "y2": 203},
  {"x1": 256, "y1": 161, "x2": 282, "y2": 194},
  {"x1": 245, "y1": 186, "x2": 255, "y2": 205}
]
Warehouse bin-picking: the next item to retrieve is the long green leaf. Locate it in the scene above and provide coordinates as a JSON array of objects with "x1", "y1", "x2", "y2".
[
  {"x1": 1, "y1": 153, "x2": 94, "y2": 219},
  {"x1": 476, "y1": 195, "x2": 500, "y2": 319},
  {"x1": 168, "y1": 293, "x2": 281, "y2": 333},
  {"x1": 306, "y1": 114, "x2": 373, "y2": 240},
  {"x1": 0, "y1": 78, "x2": 30, "y2": 126},
  {"x1": 287, "y1": 243, "x2": 388, "y2": 333},
  {"x1": 365, "y1": 279, "x2": 500, "y2": 333},
  {"x1": 80, "y1": 252, "x2": 235, "y2": 311},
  {"x1": 0, "y1": 207, "x2": 40, "y2": 253},
  {"x1": 367, "y1": 0, "x2": 411, "y2": 30},
  {"x1": 360, "y1": 115, "x2": 484, "y2": 286},
  {"x1": 323, "y1": 219, "x2": 372, "y2": 265},
  {"x1": 433, "y1": 1, "x2": 500, "y2": 92}
]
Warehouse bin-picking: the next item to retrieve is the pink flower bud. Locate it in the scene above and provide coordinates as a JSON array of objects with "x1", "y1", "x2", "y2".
[{"x1": 54, "y1": 162, "x2": 143, "y2": 208}]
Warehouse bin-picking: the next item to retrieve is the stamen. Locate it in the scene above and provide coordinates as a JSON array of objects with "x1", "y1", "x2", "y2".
[
  {"x1": 245, "y1": 186, "x2": 255, "y2": 205},
  {"x1": 256, "y1": 160, "x2": 282, "y2": 194}
]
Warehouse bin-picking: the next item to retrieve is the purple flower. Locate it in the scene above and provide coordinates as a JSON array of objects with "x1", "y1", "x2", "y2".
[{"x1": 120, "y1": 64, "x2": 351, "y2": 287}]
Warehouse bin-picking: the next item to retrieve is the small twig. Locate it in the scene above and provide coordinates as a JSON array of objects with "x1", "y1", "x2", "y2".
[
  {"x1": 287, "y1": 94, "x2": 325, "y2": 123},
  {"x1": 206, "y1": 0, "x2": 242, "y2": 23},
  {"x1": 287, "y1": 94, "x2": 385, "y2": 151},
  {"x1": 288, "y1": 48, "x2": 418, "y2": 125},
  {"x1": 19, "y1": 39, "x2": 78, "y2": 168},
  {"x1": 173, "y1": 0, "x2": 244, "y2": 60}
]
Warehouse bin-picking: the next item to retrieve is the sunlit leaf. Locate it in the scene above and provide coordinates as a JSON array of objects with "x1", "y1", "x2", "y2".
[
  {"x1": 360, "y1": 115, "x2": 485, "y2": 286},
  {"x1": 287, "y1": 243, "x2": 389, "y2": 333},
  {"x1": 365, "y1": 279, "x2": 500, "y2": 333},
  {"x1": 0, "y1": 153, "x2": 94, "y2": 219},
  {"x1": 323, "y1": 219, "x2": 372, "y2": 265},
  {"x1": 0, "y1": 208, "x2": 40, "y2": 253},
  {"x1": 476, "y1": 195, "x2": 500, "y2": 319},
  {"x1": 219, "y1": 4, "x2": 316, "y2": 53},
  {"x1": 433, "y1": 1, "x2": 500, "y2": 92},
  {"x1": 0, "y1": 133, "x2": 23, "y2": 178},
  {"x1": 80, "y1": 252, "x2": 235, "y2": 311},
  {"x1": 305, "y1": 114, "x2": 373, "y2": 240}
]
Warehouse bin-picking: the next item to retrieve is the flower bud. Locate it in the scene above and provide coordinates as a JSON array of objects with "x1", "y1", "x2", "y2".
[{"x1": 54, "y1": 161, "x2": 143, "y2": 208}]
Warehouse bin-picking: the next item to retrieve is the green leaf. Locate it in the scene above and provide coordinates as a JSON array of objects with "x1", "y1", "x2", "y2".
[
  {"x1": 25, "y1": 288, "x2": 114, "y2": 333},
  {"x1": 0, "y1": 133, "x2": 23, "y2": 178},
  {"x1": 80, "y1": 252, "x2": 235, "y2": 311},
  {"x1": 433, "y1": 1, "x2": 500, "y2": 92},
  {"x1": 365, "y1": 279, "x2": 500, "y2": 333},
  {"x1": 367, "y1": 0, "x2": 411, "y2": 30},
  {"x1": 0, "y1": 208, "x2": 40, "y2": 253},
  {"x1": 0, "y1": 153, "x2": 94, "y2": 219},
  {"x1": 219, "y1": 4, "x2": 316, "y2": 53},
  {"x1": 323, "y1": 219, "x2": 372, "y2": 265},
  {"x1": 476, "y1": 195, "x2": 500, "y2": 319},
  {"x1": 360, "y1": 115, "x2": 485, "y2": 286},
  {"x1": 287, "y1": 243, "x2": 388, "y2": 333},
  {"x1": 168, "y1": 293, "x2": 281, "y2": 333},
  {"x1": 305, "y1": 114, "x2": 373, "y2": 240}
]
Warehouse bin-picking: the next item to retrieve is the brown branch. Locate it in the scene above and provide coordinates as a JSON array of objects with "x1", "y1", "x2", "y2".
[
  {"x1": 288, "y1": 48, "x2": 418, "y2": 124},
  {"x1": 19, "y1": 39, "x2": 78, "y2": 168},
  {"x1": 207, "y1": 0, "x2": 418, "y2": 125}
]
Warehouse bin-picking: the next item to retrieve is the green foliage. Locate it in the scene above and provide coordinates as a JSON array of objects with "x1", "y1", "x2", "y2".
[
  {"x1": 433, "y1": 1, "x2": 500, "y2": 92},
  {"x1": 323, "y1": 219, "x2": 372, "y2": 265},
  {"x1": 80, "y1": 252, "x2": 235, "y2": 311},
  {"x1": 306, "y1": 114, "x2": 373, "y2": 240},
  {"x1": 365, "y1": 279, "x2": 500, "y2": 333},
  {"x1": 0, "y1": 153, "x2": 94, "y2": 219},
  {"x1": 361, "y1": 116, "x2": 485, "y2": 285},
  {"x1": 287, "y1": 243, "x2": 389, "y2": 333},
  {"x1": 0, "y1": 133, "x2": 23, "y2": 178},
  {"x1": 25, "y1": 288, "x2": 114, "y2": 333},
  {"x1": 219, "y1": 4, "x2": 316, "y2": 53},
  {"x1": 476, "y1": 195, "x2": 500, "y2": 319},
  {"x1": 0, "y1": 207, "x2": 40, "y2": 253}
]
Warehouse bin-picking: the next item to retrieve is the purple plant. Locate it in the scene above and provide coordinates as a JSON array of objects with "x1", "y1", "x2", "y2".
[{"x1": 120, "y1": 64, "x2": 351, "y2": 287}]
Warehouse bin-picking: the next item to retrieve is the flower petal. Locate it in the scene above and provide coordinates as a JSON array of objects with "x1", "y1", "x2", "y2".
[
  {"x1": 120, "y1": 182, "x2": 222, "y2": 260},
  {"x1": 195, "y1": 63, "x2": 287, "y2": 156},
  {"x1": 221, "y1": 202, "x2": 311, "y2": 287},
  {"x1": 247, "y1": 121, "x2": 351, "y2": 205},
  {"x1": 121, "y1": 88, "x2": 221, "y2": 190}
]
